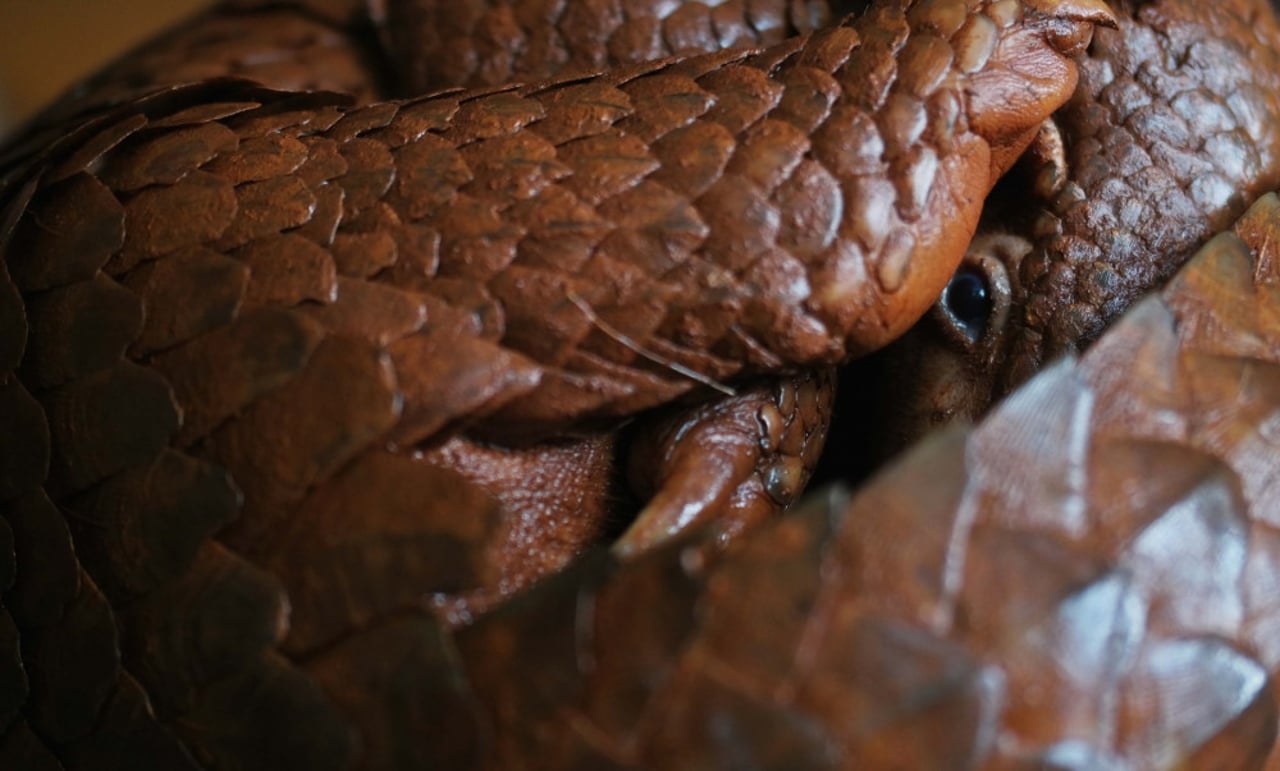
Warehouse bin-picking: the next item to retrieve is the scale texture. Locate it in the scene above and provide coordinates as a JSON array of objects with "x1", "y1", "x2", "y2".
[{"x1": 1, "y1": 0, "x2": 1278, "y2": 769}]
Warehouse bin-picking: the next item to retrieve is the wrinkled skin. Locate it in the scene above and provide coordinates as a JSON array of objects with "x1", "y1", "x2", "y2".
[
  {"x1": 857, "y1": 0, "x2": 1280, "y2": 459},
  {"x1": 4, "y1": 0, "x2": 1280, "y2": 769}
]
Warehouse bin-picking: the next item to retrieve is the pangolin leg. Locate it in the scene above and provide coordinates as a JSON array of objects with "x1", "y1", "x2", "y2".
[{"x1": 616, "y1": 368, "x2": 834, "y2": 556}]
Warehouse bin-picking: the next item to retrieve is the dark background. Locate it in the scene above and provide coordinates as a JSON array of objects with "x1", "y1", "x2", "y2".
[{"x1": 0, "y1": 0, "x2": 211, "y2": 138}]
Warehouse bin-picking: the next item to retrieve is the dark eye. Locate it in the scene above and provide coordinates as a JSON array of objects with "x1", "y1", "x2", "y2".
[
  {"x1": 942, "y1": 266, "x2": 993, "y2": 343},
  {"x1": 932, "y1": 235, "x2": 1020, "y2": 353}
]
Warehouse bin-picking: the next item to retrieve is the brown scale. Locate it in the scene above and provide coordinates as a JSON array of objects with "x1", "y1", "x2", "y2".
[
  {"x1": 378, "y1": 0, "x2": 838, "y2": 95},
  {"x1": 858, "y1": 0, "x2": 1280, "y2": 462}
]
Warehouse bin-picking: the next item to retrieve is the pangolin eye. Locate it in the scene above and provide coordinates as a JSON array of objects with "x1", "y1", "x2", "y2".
[
  {"x1": 932, "y1": 234, "x2": 1022, "y2": 353},
  {"x1": 942, "y1": 265, "x2": 993, "y2": 343}
]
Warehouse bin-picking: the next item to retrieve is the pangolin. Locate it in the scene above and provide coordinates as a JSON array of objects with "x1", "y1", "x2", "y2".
[{"x1": 3, "y1": 0, "x2": 1278, "y2": 768}]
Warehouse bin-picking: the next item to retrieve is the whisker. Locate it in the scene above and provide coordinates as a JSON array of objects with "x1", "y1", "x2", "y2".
[{"x1": 566, "y1": 291, "x2": 737, "y2": 397}]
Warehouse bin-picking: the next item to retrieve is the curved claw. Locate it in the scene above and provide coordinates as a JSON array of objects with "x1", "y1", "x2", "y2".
[{"x1": 615, "y1": 370, "x2": 834, "y2": 558}]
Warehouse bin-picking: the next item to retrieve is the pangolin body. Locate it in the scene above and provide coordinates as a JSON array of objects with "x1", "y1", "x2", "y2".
[{"x1": 2, "y1": 1, "x2": 1279, "y2": 769}]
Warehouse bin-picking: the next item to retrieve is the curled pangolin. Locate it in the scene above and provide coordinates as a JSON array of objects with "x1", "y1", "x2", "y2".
[{"x1": 1, "y1": 0, "x2": 1278, "y2": 768}]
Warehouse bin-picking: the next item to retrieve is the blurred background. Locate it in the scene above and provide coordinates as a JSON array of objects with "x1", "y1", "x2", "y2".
[{"x1": 0, "y1": 0, "x2": 211, "y2": 139}]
